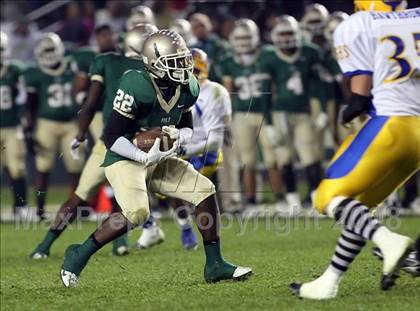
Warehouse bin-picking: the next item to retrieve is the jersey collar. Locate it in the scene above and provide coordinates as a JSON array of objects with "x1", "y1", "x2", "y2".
[
  {"x1": 275, "y1": 47, "x2": 301, "y2": 64},
  {"x1": 150, "y1": 76, "x2": 181, "y2": 113}
]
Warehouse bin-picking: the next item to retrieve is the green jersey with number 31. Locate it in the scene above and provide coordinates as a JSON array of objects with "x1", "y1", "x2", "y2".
[
  {"x1": 102, "y1": 70, "x2": 199, "y2": 167},
  {"x1": 24, "y1": 59, "x2": 79, "y2": 121}
]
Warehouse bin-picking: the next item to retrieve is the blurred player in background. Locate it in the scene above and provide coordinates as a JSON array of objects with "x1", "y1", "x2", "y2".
[
  {"x1": 221, "y1": 19, "x2": 283, "y2": 210},
  {"x1": 291, "y1": 1, "x2": 419, "y2": 300},
  {"x1": 0, "y1": 32, "x2": 28, "y2": 218},
  {"x1": 30, "y1": 25, "x2": 157, "y2": 259},
  {"x1": 190, "y1": 13, "x2": 230, "y2": 83},
  {"x1": 170, "y1": 48, "x2": 232, "y2": 250},
  {"x1": 266, "y1": 15, "x2": 324, "y2": 211},
  {"x1": 23, "y1": 33, "x2": 86, "y2": 220},
  {"x1": 70, "y1": 24, "x2": 117, "y2": 142},
  {"x1": 60, "y1": 30, "x2": 252, "y2": 287},
  {"x1": 170, "y1": 19, "x2": 197, "y2": 47}
]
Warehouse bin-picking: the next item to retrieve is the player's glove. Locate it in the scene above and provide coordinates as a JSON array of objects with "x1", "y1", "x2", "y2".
[
  {"x1": 340, "y1": 93, "x2": 371, "y2": 125},
  {"x1": 314, "y1": 112, "x2": 329, "y2": 131},
  {"x1": 162, "y1": 126, "x2": 193, "y2": 146},
  {"x1": 145, "y1": 138, "x2": 178, "y2": 167},
  {"x1": 70, "y1": 137, "x2": 86, "y2": 160},
  {"x1": 23, "y1": 128, "x2": 38, "y2": 154},
  {"x1": 264, "y1": 125, "x2": 278, "y2": 147}
]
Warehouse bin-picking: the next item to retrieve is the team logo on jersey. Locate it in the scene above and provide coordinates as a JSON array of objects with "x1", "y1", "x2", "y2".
[{"x1": 335, "y1": 45, "x2": 350, "y2": 60}]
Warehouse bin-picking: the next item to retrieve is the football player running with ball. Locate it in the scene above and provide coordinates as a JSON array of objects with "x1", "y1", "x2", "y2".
[
  {"x1": 24, "y1": 33, "x2": 86, "y2": 220},
  {"x1": 291, "y1": 1, "x2": 419, "y2": 299},
  {"x1": 30, "y1": 25, "x2": 157, "y2": 259},
  {"x1": 60, "y1": 30, "x2": 252, "y2": 287}
]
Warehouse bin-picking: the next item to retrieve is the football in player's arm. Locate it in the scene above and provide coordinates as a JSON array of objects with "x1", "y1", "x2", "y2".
[
  {"x1": 30, "y1": 25, "x2": 155, "y2": 259},
  {"x1": 59, "y1": 30, "x2": 252, "y2": 287}
]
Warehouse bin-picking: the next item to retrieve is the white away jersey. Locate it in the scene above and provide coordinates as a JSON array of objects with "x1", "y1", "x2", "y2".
[
  {"x1": 188, "y1": 80, "x2": 232, "y2": 153},
  {"x1": 333, "y1": 8, "x2": 420, "y2": 116}
]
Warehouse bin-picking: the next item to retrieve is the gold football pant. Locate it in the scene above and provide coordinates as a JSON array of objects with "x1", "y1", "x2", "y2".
[
  {"x1": 74, "y1": 139, "x2": 107, "y2": 201},
  {"x1": 0, "y1": 127, "x2": 26, "y2": 178},
  {"x1": 35, "y1": 119, "x2": 85, "y2": 173},
  {"x1": 105, "y1": 158, "x2": 216, "y2": 225},
  {"x1": 89, "y1": 112, "x2": 103, "y2": 142},
  {"x1": 315, "y1": 116, "x2": 420, "y2": 213},
  {"x1": 232, "y1": 112, "x2": 277, "y2": 169}
]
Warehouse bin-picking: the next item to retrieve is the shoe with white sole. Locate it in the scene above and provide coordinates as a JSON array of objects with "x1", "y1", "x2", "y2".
[
  {"x1": 136, "y1": 224, "x2": 165, "y2": 249},
  {"x1": 372, "y1": 228, "x2": 413, "y2": 290},
  {"x1": 60, "y1": 244, "x2": 88, "y2": 288},
  {"x1": 30, "y1": 250, "x2": 49, "y2": 260},
  {"x1": 204, "y1": 260, "x2": 252, "y2": 283},
  {"x1": 290, "y1": 268, "x2": 341, "y2": 300},
  {"x1": 373, "y1": 247, "x2": 420, "y2": 277}
]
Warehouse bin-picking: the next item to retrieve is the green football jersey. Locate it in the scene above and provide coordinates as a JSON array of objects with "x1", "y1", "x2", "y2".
[
  {"x1": 220, "y1": 46, "x2": 272, "y2": 114},
  {"x1": 24, "y1": 59, "x2": 79, "y2": 122},
  {"x1": 69, "y1": 47, "x2": 96, "y2": 74},
  {"x1": 89, "y1": 52, "x2": 144, "y2": 125},
  {"x1": 262, "y1": 43, "x2": 324, "y2": 113},
  {"x1": 0, "y1": 62, "x2": 25, "y2": 128},
  {"x1": 102, "y1": 70, "x2": 199, "y2": 167}
]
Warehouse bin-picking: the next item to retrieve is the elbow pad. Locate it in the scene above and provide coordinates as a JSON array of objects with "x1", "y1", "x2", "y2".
[{"x1": 340, "y1": 93, "x2": 371, "y2": 124}]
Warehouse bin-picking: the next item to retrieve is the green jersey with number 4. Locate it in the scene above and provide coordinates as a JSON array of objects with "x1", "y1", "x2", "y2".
[
  {"x1": 220, "y1": 46, "x2": 272, "y2": 113},
  {"x1": 263, "y1": 43, "x2": 324, "y2": 113},
  {"x1": 102, "y1": 70, "x2": 199, "y2": 167},
  {"x1": 89, "y1": 52, "x2": 144, "y2": 125},
  {"x1": 0, "y1": 62, "x2": 25, "y2": 128},
  {"x1": 24, "y1": 59, "x2": 78, "y2": 121}
]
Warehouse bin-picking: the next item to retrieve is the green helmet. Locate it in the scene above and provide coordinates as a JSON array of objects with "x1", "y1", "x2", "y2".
[{"x1": 142, "y1": 29, "x2": 193, "y2": 85}]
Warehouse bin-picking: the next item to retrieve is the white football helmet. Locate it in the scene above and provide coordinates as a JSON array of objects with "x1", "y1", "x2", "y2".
[
  {"x1": 35, "y1": 33, "x2": 65, "y2": 68},
  {"x1": 324, "y1": 12, "x2": 349, "y2": 44},
  {"x1": 271, "y1": 15, "x2": 302, "y2": 49},
  {"x1": 0, "y1": 31, "x2": 10, "y2": 67},
  {"x1": 124, "y1": 23, "x2": 158, "y2": 58},
  {"x1": 229, "y1": 18, "x2": 260, "y2": 54},
  {"x1": 301, "y1": 3, "x2": 330, "y2": 37},
  {"x1": 170, "y1": 19, "x2": 194, "y2": 46},
  {"x1": 126, "y1": 5, "x2": 155, "y2": 30},
  {"x1": 142, "y1": 29, "x2": 193, "y2": 84}
]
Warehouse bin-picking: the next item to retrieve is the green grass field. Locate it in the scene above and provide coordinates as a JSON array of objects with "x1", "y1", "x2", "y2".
[{"x1": 1, "y1": 215, "x2": 419, "y2": 310}]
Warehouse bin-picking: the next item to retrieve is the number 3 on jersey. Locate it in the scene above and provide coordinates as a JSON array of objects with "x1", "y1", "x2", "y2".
[
  {"x1": 48, "y1": 83, "x2": 72, "y2": 108},
  {"x1": 113, "y1": 89, "x2": 134, "y2": 116},
  {"x1": 381, "y1": 34, "x2": 418, "y2": 83}
]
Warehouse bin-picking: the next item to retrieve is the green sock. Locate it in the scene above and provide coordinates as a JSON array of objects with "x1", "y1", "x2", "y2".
[
  {"x1": 204, "y1": 238, "x2": 223, "y2": 265},
  {"x1": 78, "y1": 236, "x2": 102, "y2": 262},
  {"x1": 38, "y1": 230, "x2": 60, "y2": 252}
]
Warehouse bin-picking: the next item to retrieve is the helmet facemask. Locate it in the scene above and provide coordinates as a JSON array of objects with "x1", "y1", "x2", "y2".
[
  {"x1": 35, "y1": 34, "x2": 64, "y2": 69},
  {"x1": 152, "y1": 49, "x2": 193, "y2": 84}
]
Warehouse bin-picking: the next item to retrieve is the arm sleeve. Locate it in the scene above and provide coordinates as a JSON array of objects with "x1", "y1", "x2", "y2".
[
  {"x1": 89, "y1": 54, "x2": 105, "y2": 84},
  {"x1": 23, "y1": 68, "x2": 38, "y2": 93},
  {"x1": 333, "y1": 12, "x2": 375, "y2": 77},
  {"x1": 103, "y1": 110, "x2": 147, "y2": 163}
]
